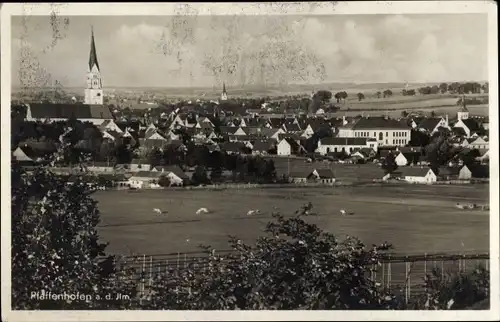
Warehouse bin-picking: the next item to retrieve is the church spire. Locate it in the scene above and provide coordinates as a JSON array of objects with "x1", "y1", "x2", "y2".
[
  {"x1": 222, "y1": 82, "x2": 226, "y2": 94},
  {"x1": 89, "y1": 26, "x2": 100, "y2": 71}
]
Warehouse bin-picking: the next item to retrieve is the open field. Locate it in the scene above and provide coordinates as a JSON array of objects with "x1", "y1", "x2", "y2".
[
  {"x1": 95, "y1": 184, "x2": 489, "y2": 256},
  {"x1": 335, "y1": 104, "x2": 489, "y2": 118}
]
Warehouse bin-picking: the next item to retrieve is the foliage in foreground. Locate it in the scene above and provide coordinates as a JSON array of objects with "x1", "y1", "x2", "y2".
[
  {"x1": 144, "y1": 212, "x2": 395, "y2": 310},
  {"x1": 11, "y1": 164, "x2": 134, "y2": 309},
  {"x1": 11, "y1": 164, "x2": 490, "y2": 310}
]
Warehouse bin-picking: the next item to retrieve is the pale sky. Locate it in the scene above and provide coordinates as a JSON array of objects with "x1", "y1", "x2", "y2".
[{"x1": 11, "y1": 14, "x2": 488, "y2": 88}]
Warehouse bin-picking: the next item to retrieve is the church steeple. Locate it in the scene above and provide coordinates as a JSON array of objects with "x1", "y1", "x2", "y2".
[
  {"x1": 85, "y1": 26, "x2": 103, "y2": 105},
  {"x1": 89, "y1": 26, "x2": 100, "y2": 72},
  {"x1": 457, "y1": 94, "x2": 469, "y2": 121},
  {"x1": 220, "y1": 81, "x2": 228, "y2": 101}
]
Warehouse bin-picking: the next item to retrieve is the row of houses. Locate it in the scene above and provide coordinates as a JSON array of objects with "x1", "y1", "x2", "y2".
[{"x1": 382, "y1": 164, "x2": 489, "y2": 184}]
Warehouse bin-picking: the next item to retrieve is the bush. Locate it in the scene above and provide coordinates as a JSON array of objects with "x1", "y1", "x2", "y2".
[
  {"x1": 11, "y1": 163, "x2": 135, "y2": 309},
  {"x1": 410, "y1": 267, "x2": 490, "y2": 310}
]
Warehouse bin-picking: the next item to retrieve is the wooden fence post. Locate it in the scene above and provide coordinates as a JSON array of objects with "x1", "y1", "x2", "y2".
[
  {"x1": 387, "y1": 257, "x2": 391, "y2": 290},
  {"x1": 141, "y1": 254, "x2": 145, "y2": 305},
  {"x1": 441, "y1": 258, "x2": 444, "y2": 280},
  {"x1": 149, "y1": 256, "x2": 153, "y2": 288},
  {"x1": 424, "y1": 253, "x2": 427, "y2": 276},
  {"x1": 382, "y1": 262, "x2": 385, "y2": 288},
  {"x1": 405, "y1": 261, "x2": 409, "y2": 305},
  {"x1": 408, "y1": 262, "x2": 411, "y2": 300}
]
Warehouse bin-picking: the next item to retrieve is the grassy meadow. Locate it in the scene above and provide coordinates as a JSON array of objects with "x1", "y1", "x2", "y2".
[{"x1": 95, "y1": 184, "x2": 489, "y2": 257}]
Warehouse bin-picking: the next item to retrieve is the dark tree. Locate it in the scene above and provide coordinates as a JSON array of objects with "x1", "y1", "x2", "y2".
[
  {"x1": 381, "y1": 152, "x2": 398, "y2": 174},
  {"x1": 439, "y1": 83, "x2": 448, "y2": 94},
  {"x1": 357, "y1": 93, "x2": 365, "y2": 101},
  {"x1": 148, "y1": 147, "x2": 164, "y2": 167},
  {"x1": 191, "y1": 166, "x2": 210, "y2": 185},
  {"x1": 314, "y1": 90, "x2": 333, "y2": 102},
  {"x1": 158, "y1": 175, "x2": 172, "y2": 187},
  {"x1": 409, "y1": 130, "x2": 431, "y2": 147}
]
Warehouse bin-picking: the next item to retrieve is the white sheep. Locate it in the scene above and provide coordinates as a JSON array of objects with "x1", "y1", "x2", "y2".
[
  {"x1": 340, "y1": 209, "x2": 354, "y2": 216},
  {"x1": 247, "y1": 209, "x2": 261, "y2": 216},
  {"x1": 196, "y1": 207, "x2": 209, "y2": 215},
  {"x1": 153, "y1": 208, "x2": 167, "y2": 215}
]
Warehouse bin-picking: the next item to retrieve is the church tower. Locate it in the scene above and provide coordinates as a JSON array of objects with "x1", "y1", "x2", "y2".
[
  {"x1": 457, "y1": 94, "x2": 469, "y2": 121},
  {"x1": 220, "y1": 82, "x2": 228, "y2": 101},
  {"x1": 84, "y1": 26, "x2": 103, "y2": 105}
]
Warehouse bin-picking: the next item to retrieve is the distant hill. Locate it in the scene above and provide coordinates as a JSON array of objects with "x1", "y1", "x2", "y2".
[{"x1": 12, "y1": 80, "x2": 488, "y2": 98}]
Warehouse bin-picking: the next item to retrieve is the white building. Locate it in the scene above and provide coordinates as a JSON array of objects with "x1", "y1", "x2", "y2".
[
  {"x1": 337, "y1": 116, "x2": 411, "y2": 147},
  {"x1": 277, "y1": 138, "x2": 304, "y2": 156},
  {"x1": 402, "y1": 168, "x2": 437, "y2": 184},
  {"x1": 316, "y1": 137, "x2": 378, "y2": 156},
  {"x1": 394, "y1": 152, "x2": 409, "y2": 167},
  {"x1": 467, "y1": 137, "x2": 489, "y2": 150}
]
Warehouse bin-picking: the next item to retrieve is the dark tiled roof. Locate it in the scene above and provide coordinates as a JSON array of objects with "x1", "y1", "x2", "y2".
[
  {"x1": 314, "y1": 168, "x2": 335, "y2": 179},
  {"x1": 278, "y1": 133, "x2": 301, "y2": 141},
  {"x1": 268, "y1": 118, "x2": 286, "y2": 128},
  {"x1": 401, "y1": 167, "x2": 434, "y2": 177},
  {"x1": 289, "y1": 170, "x2": 312, "y2": 178},
  {"x1": 320, "y1": 137, "x2": 368, "y2": 146},
  {"x1": 28, "y1": 103, "x2": 112, "y2": 119},
  {"x1": 252, "y1": 140, "x2": 274, "y2": 152},
  {"x1": 285, "y1": 123, "x2": 302, "y2": 132},
  {"x1": 153, "y1": 165, "x2": 188, "y2": 179},
  {"x1": 353, "y1": 116, "x2": 410, "y2": 130},
  {"x1": 398, "y1": 146, "x2": 423, "y2": 153},
  {"x1": 89, "y1": 28, "x2": 100, "y2": 71},
  {"x1": 221, "y1": 142, "x2": 246, "y2": 152},
  {"x1": 219, "y1": 126, "x2": 238, "y2": 134},
  {"x1": 464, "y1": 164, "x2": 489, "y2": 178},
  {"x1": 307, "y1": 119, "x2": 329, "y2": 131},
  {"x1": 417, "y1": 118, "x2": 442, "y2": 132},
  {"x1": 461, "y1": 119, "x2": 482, "y2": 132},
  {"x1": 131, "y1": 171, "x2": 163, "y2": 179}
]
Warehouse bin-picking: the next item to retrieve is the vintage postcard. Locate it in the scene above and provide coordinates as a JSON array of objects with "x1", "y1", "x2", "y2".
[{"x1": 1, "y1": 1, "x2": 498, "y2": 321}]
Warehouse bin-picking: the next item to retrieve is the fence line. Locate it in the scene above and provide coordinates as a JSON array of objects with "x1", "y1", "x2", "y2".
[{"x1": 112, "y1": 251, "x2": 489, "y2": 303}]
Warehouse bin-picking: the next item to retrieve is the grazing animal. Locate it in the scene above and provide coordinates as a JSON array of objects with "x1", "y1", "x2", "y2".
[
  {"x1": 196, "y1": 207, "x2": 209, "y2": 215},
  {"x1": 153, "y1": 208, "x2": 167, "y2": 215},
  {"x1": 340, "y1": 209, "x2": 354, "y2": 216},
  {"x1": 247, "y1": 209, "x2": 261, "y2": 216}
]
